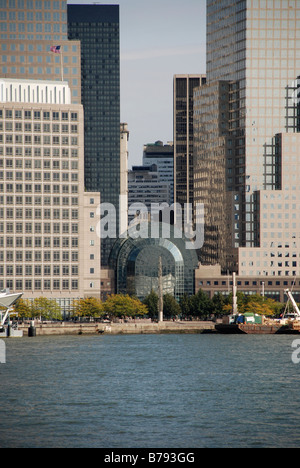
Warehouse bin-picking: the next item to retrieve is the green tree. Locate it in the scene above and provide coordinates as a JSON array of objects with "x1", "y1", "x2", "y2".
[
  {"x1": 189, "y1": 289, "x2": 214, "y2": 319},
  {"x1": 163, "y1": 294, "x2": 181, "y2": 320},
  {"x1": 241, "y1": 294, "x2": 278, "y2": 317},
  {"x1": 103, "y1": 294, "x2": 148, "y2": 319},
  {"x1": 222, "y1": 292, "x2": 283, "y2": 318},
  {"x1": 13, "y1": 298, "x2": 32, "y2": 319},
  {"x1": 212, "y1": 292, "x2": 226, "y2": 317},
  {"x1": 143, "y1": 290, "x2": 159, "y2": 319},
  {"x1": 72, "y1": 297, "x2": 103, "y2": 318},
  {"x1": 179, "y1": 293, "x2": 192, "y2": 319},
  {"x1": 31, "y1": 297, "x2": 62, "y2": 321}
]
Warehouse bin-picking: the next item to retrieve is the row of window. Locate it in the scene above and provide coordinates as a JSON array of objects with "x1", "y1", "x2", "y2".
[
  {"x1": 200, "y1": 279, "x2": 300, "y2": 287},
  {"x1": 0, "y1": 0, "x2": 65, "y2": 10},
  {"x1": 1, "y1": 265, "x2": 79, "y2": 275},
  {"x1": 0, "y1": 11, "x2": 64, "y2": 21},
  {"x1": 0, "y1": 34, "x2": 68, "y2": 41},
  {"x1": 1, "y1": 196, "x2": 78, "y2": 206},
  {"x1": 1, "y1": 172, "x2": 78, "y2": 181},
  {"x1": 0, "y1": 250, "x2": 79, "y2": 262},
  {"x1": 0, "y1": 279, "x2": 79, "y2": 291},
  {"x1": 1, "y1": 159, "x2": 78, "y2": 169},
  {"x1": 0, "y1": 208, "x2": 78, "y2": 219},
  {"x1": 2, "y1": 55, "x2": 77, "y2": 65},
  {"x1": 1, "y1": 185, "x2": 79, "y2": 196},
  {"x1": 1, "y1": 42, "x2": 75, "y2": 53},
  {"x1": 0, "y1": 147, "x2": 79, "y2": 157},
  {"x1": 0, "y1": 236, "x2": 79, "y2": 247},
  {"x1": 2, "y1": 148, "x2": 79, "y2": 158},
  {"x1": 1, "y1": 66, "x2": 78, "y2": 78},
  {"x1": 1, "y1": 222, "x2": 78, "y2": 233},
  {"x1": 0, "y1": 136, "x2": 79, "y2": 146},
  {"x1": 1, "y1": 122, "x2": 78, "y2": 133},
  {"x1": 0, "y1": 23, "x2": 67, "y2": 33},
  {"x1": 1, "y1": 110, "x2": 78, "y2": 121}
]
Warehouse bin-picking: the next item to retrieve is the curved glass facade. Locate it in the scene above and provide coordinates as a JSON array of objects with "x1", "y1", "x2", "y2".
[{"x1": 109, "y1": 222, "x2": 199, "y2": 300}]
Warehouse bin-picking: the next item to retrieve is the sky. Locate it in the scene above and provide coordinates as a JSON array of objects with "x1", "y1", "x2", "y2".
[{"x1": 68, "y1": 0, "x2": 207, "y2": 167}]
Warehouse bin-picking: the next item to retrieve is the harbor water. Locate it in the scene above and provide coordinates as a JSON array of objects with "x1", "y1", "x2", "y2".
[{"x1": 1, "y1": 334, "x2": 300, "y2": 448}]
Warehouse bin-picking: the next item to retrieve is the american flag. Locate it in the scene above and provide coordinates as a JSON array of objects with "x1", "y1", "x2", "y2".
[{"x1": 50, "y1": 45, "x2": 61, "y2": 53}]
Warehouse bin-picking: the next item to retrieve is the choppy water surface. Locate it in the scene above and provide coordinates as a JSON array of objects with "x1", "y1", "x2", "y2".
[{"x1": 0, "y1": 333, "x2": 300, "y2": 448}]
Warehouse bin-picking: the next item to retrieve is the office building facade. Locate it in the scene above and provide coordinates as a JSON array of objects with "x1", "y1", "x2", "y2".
[
  {"x1": 128, "y1": 165, "x2": 171, "y2": 224},
  {"x1": 194, "y1": 0, "x2": 300, "y2": 279},
  {"x1": 173, "y1": 74, "x2": 206, "y2": 210},
  {"x1": 143, "y1": 140, "x2": 174, "y2": 204},
  {"x1": 0, "y1": 78, "x2": 101, "y2": 313},
  {"x1": 68, "y1": 4, "x2": 120, "y2": 265}
]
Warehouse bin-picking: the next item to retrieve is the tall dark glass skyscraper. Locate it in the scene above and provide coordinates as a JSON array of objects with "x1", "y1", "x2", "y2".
[
  {"x1": 68, "y1": 4, "x2": 120, "y2": 265},
  {"x1": 173, "y1": 75, "x2": 206, "y2": 211}
]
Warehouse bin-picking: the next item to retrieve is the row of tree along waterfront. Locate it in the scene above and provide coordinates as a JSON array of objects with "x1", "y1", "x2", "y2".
[{"x1": 10, "y1": 290, "x2": 288, "y2": 322}]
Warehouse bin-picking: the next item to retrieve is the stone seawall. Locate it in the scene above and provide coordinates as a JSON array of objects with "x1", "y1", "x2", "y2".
[{"x1": 19, "y1": 321, "x2": 215, "y2": 336}]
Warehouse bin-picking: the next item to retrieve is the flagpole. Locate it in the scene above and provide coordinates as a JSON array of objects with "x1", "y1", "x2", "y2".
[
  {"x1": 60, "y1": 48, "x2": 64, "y2": 82},
  {"x1": 50, "y1": 45, "x2": 63, "y2": 81}
]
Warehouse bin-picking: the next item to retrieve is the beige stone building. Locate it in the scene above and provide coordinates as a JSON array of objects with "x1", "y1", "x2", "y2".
[{"x1": 0, "y1": 78, "x2": 100, "y2": 315}]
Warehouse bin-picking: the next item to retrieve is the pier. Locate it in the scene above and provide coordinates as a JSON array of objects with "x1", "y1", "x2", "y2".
[{"x1": 17, "y1": 320, "x2": 216, "y2": 337}]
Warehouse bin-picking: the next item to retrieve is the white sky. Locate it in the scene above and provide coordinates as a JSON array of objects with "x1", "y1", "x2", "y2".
[{"x1": 68, "y1": 0, "x2": 207, "y2": 166}]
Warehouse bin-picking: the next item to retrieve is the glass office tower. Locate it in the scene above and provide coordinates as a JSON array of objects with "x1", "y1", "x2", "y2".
[
  {"x1": 173, "y1": 75, "x2": 206, "y2": 211},
  {"x1": 194, "y1": 0, "x2": 300, "y2": 276},
  {"x1": 68, "y1": 5, "x2": 120, "y2": 265}
]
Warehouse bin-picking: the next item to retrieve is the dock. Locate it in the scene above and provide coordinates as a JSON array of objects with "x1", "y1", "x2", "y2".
[{"x1": 17, "y1": 320, "x2": 216, "y2": 337}]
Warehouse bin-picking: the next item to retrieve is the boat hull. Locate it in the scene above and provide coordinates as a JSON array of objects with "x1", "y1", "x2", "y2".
[
  {"x1": 0, "y1": 326, "x2": 23, "y2": 337},
  {"x1": 215, "y1": 323, "x2": 295, "y2": 334}
]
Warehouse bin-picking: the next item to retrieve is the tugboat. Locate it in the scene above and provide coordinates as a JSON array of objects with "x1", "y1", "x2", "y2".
[{"x1": 0, "y1": 290, "x2": 23, "y2": 337}]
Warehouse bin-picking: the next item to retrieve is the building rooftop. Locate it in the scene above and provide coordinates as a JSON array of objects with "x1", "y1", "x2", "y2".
[{"x1": 0, "y1": 78, "x2": 71, "y2": 105}]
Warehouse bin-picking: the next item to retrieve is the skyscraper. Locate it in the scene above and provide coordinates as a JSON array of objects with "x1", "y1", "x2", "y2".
[
  {"x1": 173, "y1": 74, "x2": 206, "y2": 210},
  {"x1": 0, "y1": 78, "x2": 101, "y2": 311},
  {"x1": 68, "y1": 4, "x2": 120, "y2": 265},
  {"x1": 194, "y1": 0, "x2": 300, "y2": 278}
]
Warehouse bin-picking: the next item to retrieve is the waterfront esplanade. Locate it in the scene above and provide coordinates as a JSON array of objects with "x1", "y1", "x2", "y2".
[{"x1": 109, "y1": 222, "x2": 199, "y2": 301}]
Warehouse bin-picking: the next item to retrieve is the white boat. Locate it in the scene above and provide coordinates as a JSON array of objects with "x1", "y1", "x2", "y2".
[{"x1": 0, "y1": 290, "x2": 23, "y2": 337}]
